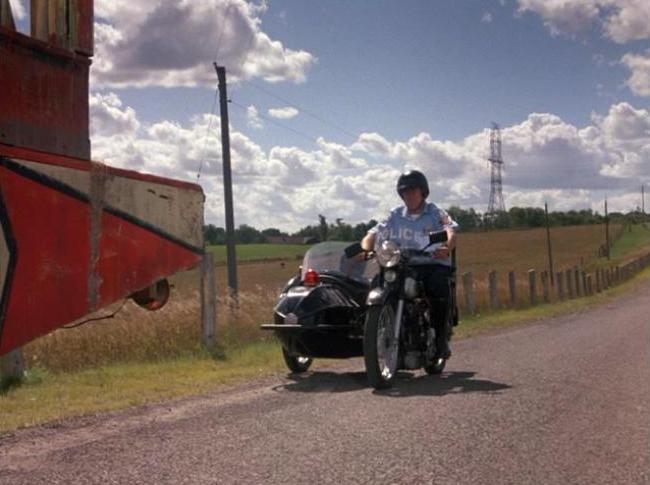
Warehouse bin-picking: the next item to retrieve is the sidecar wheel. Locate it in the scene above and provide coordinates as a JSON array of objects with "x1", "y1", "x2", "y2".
[
  {"x1": 282, "y1": 347, "x2": 313, "y2": 373},
  {"x1": 364, "y1": 305, "x2": 399, "y2": 389},
  {"x1": 425, "y1": 357, "x2": 446, "y2": 375}
]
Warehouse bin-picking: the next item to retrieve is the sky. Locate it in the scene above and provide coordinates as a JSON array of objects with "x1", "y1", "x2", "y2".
[{"x1": 7, "y1": 0, "x2": 650, "y2": 231}]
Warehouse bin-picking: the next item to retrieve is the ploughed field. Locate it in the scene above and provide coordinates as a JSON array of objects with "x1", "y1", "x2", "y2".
[{"x1": 24, "y1": 224, "x2": 622, "y2": 372}]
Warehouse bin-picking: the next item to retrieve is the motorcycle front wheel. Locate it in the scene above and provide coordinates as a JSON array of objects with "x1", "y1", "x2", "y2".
[
  {"x1": 282, "y1": 347, "x2": 313, "y2": 373},
  {"x1": 364, "y1": 304, "x2": 399, "y2": 389}
]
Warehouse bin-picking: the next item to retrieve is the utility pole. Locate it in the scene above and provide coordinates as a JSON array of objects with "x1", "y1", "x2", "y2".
[
  {"x1": 605, "y1": 198, "x2": 610, "y2": 260},
  {"x1": 214, "y1": 63, "x2": 238, "y2": 298},
  {"x1": 544, "y1": 202, "x2": 554, "y2": 285},
  {"x1": 642, "y1": 184, "x2": 645, "y2": 215}
]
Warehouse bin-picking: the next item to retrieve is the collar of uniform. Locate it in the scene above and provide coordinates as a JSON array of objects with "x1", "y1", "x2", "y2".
[{"x1": 400, "y1": 202, "x2": 435, "y2": 219}]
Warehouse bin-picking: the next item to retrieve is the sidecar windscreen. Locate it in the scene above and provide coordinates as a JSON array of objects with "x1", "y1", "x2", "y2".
[{"x1": 301, "y1": 241, "x2": 378, "y2": 284}]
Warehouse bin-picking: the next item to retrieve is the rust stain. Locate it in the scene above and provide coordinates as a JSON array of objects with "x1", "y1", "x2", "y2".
[{"x1": 87, "y1": 161, "x2": 107, "y2": 311}]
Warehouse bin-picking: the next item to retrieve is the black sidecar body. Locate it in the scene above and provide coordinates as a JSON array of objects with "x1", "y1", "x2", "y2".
[{"x1": 261, "y1": 241, "x2": 378, "y2": 360}]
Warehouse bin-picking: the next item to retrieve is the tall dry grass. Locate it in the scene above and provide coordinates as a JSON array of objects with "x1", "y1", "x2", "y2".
[{"x1": 24, "y1": 224, "x2": 622, "y2": 372}]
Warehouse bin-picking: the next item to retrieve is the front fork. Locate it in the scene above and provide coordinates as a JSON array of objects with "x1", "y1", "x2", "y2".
[{"x1": 394, "y1": 298, "x2": 405, "y2": 342}]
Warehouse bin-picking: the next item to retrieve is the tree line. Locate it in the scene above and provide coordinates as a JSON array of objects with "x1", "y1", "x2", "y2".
[{"x1": 204, "y1": 206, "x2": 648, "y2": 245}]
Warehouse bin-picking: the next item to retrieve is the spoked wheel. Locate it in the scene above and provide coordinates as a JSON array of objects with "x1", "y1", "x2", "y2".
[
  {"x1": 364, "y1": 304, "x2": 399, "y2": 389},
  {"x1": 282, "y1": 347, "x2": 313, "y2": 373}
]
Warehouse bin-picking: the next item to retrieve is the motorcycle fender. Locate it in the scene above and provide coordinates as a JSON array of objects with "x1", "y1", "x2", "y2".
[{"x1": 366, "y1": 287, "x2": 392, "y2": 307}]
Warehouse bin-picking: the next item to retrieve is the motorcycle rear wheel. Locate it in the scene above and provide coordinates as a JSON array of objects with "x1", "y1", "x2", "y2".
[
  {"x1": 424, "y1": 357, "x2": 446, "y2": 375},
  {"x1": 364, "y1": 305, "x2": 399, "y2": 389},
  {"x1": 282, "y1": 347, "x2": 313, "y2": 373}
]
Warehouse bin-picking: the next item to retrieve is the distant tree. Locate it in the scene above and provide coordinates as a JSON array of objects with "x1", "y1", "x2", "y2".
[
  {"x1": 261, "y1": 227, "x2": 284, "y2": 238},
  {"x1": 204, "y1": 224, "x2": 225, "y2": 245},
  {"x1": 235, "y1": 224, "x2": 263, "y2": 244},
  {"x1": 447, "y1": 206, "x2": 481, "y2": 231},
  {"x1": 318, "y1": 214, "x2": 328, "y2": 241}
]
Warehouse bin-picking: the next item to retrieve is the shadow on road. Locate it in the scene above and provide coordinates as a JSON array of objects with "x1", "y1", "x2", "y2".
[
  {"x1": 377, "y1": 371, "x2": 512, "y2": 397},
  {"x1": 274, "y1": 370, "x2": 511, "y2": 397},
  {"x1": 273, "y1": 371, "x2": 369, "y2": 394}
]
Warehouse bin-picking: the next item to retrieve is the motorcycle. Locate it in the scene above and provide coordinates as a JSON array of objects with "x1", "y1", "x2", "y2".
[
  {"x1": 362, "y1": 230, "x2": 457, "y2": 388},
  {"x1": 261, "y1": 231, "x2": 457, "y2": 388}
]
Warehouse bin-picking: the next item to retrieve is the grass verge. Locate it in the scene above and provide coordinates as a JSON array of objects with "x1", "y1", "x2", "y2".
[
  {"x1": 0, "y1": 341, "x2": 287, "y2": 432},
  {"x1": 2, "y1": 267, "x2": 649, "y2": 434}
]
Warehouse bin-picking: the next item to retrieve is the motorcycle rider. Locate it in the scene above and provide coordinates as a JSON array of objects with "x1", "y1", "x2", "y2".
[{"x1": 361, "y1": 170, "x2": 458, "y2": 359}]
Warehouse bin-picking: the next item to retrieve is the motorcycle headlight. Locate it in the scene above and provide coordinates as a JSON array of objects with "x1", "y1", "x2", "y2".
[{"x1": 376, "y1": 240, "x2": 401, "y2": 268}]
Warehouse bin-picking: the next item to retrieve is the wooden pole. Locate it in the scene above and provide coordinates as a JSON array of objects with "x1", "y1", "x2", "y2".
[
  {"x1": 489, "y1": 270, "x2": 499, "y2": 310},
  {"x1": 0, "y1": 349, "x2": 25, "y2": 384},
  {"x1": 200, "y1": 252, "x2": 217, "y2": 351},
  {"x1": 215, "y1": 64, "x2": 238, "y2": 299},
  {"x1": 556, "y1": 271, "x2": 565, "y2": 300},
  {"x1": 605, "y1": 198, "x2": 610, "y2": 260},
  {"x1": 566, "y1": 269, "x2": 574, "y2": 298},
  {"x1": 541, "y1": 270, "x2": 550, "y2": 303},
  {"x1": 528, "y1": 269, "x2": 537, "y2": 306},
  {"x1": 508, "y1": 270, "x2": 516, "y2": 307},
  {"x1": 462, "y1": 272, "x2": 476, "y2": 315},
  {"x1": 544, "y1": 202, "x2": 554, "y2": 285}
]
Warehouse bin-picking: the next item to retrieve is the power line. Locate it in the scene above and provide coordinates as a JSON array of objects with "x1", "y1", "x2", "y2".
[
  {"x1": 196, "y1": 88, "x2": 220, "y2": 181},
  {"x1": 245, "y1": 80, "x2": 358, "y2": 141},
  {"x1": 230, "y1": 98, "x2": 321, "y2": 144}
]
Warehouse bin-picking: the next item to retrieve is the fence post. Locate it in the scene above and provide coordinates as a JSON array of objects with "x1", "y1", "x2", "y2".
[
  {"x1": 508, "y1": 270, "x2": 516, "y2": 307},
  {"x1": 528, "y1": 269, "x2": 537, "y2": 306},
  {"x1": 0, "y1": 348, "x2": 25, "y2": 384},
  {"x1": 462, "y1": 272, "x2": 476, "y2": 315},
  {"x1": 581, "y1": 270, "x2": 587, "y2": 295},
  {"x1": 200, "y1": 252, "x2": 217, "y2": 351},
  {"x1": 586, "y1": 274, "x2": 593, "y2": 295},
  {"x1": 574, "y1": 266, "x2": 582, "y2": 297},
  {"x1": 556, "y1": 271, "x2": 565, "y2": 300},
  {"x1": 541, "y1": 270, "x2": 550, "y2": 303},
  {"x1": 595, "y1": 269, "x2": 601, "y2": 293},
  {"x1": 489, "y1": 270, "x2": 499, "y2": 310},
  {"x1": 566, "y1": 269, "x2": 574, "y2": 298}
]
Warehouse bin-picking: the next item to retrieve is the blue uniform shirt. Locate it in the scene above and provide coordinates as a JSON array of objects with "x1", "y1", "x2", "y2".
[{"x1": 368, "y1": 202, "x2": 459, "y2": 266}]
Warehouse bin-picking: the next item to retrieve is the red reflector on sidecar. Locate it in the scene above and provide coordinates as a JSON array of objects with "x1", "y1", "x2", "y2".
[{"x1": 303, "y1": 268, "x2": 320, "y2": 286}]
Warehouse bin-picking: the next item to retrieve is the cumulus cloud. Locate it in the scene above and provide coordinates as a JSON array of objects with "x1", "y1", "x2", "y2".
[
  {"x1": 92, "y1": 0, "x2": 317, "y2": 88},
  {"x1": 246, "y1": 105, "x2": 263, "y2": 129},
  {"x1": 268, "y1": 106, "x2": 299, "y2": 119},
  {"x1": 517, "y1": 0, "x2": 650, "y2": 43},
  {"x1": 622, "y1": 49, "x2": 650, "y2": 98},
  {"x1": 89, "y1": 93, "x2": 650, "y2": 230},
  {"x1": 89, "y1": 92, "x2": 140, "y2": 137},
  {"x1": 481, "y1": 12, "x2": 494, "y2": 23}
]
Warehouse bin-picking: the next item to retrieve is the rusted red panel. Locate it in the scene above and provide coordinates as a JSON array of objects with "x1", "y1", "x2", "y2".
[
  {"x1": 75, "y1": 0, "x2": 93, "y2": 56},
  {"x1": 0, "y1": 163, "x2": 92, "y2": 354},
  {"x1": 0, "y1": 28, "x2": 90, "y2": 160},
  {"x1": 0, "y1": 155, "x2": 203, "y2": 355}
]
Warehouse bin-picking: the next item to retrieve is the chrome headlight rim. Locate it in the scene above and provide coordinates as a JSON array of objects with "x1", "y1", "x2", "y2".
[{"x1": 376, "y1": 240, "x2": 401, "y2": 268}]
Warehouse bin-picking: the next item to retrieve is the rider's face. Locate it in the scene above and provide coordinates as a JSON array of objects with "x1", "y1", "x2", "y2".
[{"x1": 402, "y1": 187, "x2": 425, "y2": 213}]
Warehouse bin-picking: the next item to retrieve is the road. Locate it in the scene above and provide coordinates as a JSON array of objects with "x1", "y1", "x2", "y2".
[{"x1": 1, "y1": 280, "x2": 649, "y2": 484}]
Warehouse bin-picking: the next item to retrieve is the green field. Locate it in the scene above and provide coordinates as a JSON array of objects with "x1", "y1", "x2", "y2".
[{"x1": 206, "y1": 243, "x2": 307, "y2": 263}]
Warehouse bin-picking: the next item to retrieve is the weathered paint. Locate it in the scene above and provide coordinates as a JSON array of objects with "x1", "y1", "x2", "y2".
[
  {"x1": 0, "y1": 27, "x2": 91, "y2": 159},
  {"x1": 0, "y1": 147, "x2": 205, "y2": 355}
]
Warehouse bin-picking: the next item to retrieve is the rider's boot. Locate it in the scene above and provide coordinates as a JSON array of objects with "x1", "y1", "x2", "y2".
[{"x1": 430, "y1": 300, "x2": 451, "y2": 359}]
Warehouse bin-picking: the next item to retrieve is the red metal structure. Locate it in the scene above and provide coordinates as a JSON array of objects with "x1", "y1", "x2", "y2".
[{"x1": 0, "y1": 1, "x2": 205, "y2": 355}]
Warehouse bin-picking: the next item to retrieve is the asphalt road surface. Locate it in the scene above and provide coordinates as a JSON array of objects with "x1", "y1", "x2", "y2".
[{"x1": 1, "y1": 280, "x2": 649, "y2": 485}]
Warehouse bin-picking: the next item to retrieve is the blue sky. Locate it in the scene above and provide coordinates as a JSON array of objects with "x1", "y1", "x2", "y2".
[{"x1": 7, "y1": 0, "x2": 650, "y2": 230}]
